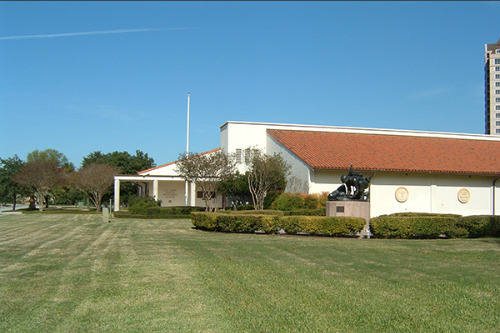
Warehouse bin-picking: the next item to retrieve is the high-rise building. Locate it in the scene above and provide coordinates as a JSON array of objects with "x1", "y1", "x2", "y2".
[{"x1": 485, "y1": 37, "x2": 500, "y2": 135}]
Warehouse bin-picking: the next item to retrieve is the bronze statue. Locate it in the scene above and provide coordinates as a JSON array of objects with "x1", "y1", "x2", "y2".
[{"x1": 328, "y1": 166, "x2": 371, "y2": 201}]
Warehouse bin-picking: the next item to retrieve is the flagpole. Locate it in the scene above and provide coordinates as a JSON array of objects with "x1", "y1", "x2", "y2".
[{"x1": 185, "y1": 92, "x2": 190, "y2": 206}]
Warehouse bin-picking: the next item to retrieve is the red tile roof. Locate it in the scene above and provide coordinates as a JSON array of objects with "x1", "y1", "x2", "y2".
[{"x1": 267, "y1": 129, "x2": 500, "y2": 175}]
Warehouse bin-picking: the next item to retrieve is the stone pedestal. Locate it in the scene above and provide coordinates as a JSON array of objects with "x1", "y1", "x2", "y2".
[{"x1": 326, "y1": 201, "x2": 370, "y2": 237}]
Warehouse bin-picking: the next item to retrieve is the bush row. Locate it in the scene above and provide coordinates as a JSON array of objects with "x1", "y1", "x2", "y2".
[
  {"x1": 115, "y1": 206, "x2": 205, "y2": 219},
  {"x1": 370, "y1": 214, "x2": 500, "y2": 239},
  {"x1": 191, "y1": 212, "x2": 365, "y2": 237}
]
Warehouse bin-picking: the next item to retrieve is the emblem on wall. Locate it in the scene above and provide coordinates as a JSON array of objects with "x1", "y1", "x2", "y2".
[
  {"x1": 395, "y1": 187, "x2": 409, "y2": 203},
  {"x1": 457, "y1": 188, "x2": 470, "y2": 204}
]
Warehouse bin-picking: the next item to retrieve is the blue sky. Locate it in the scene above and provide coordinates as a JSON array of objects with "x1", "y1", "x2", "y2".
[{"x1": 1, "y1": 1, "x2": 499, "y2": 168}]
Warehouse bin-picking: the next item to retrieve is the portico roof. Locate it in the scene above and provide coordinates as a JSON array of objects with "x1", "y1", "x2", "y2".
[{"x1": 267, "y1": 129, "x2": 500, "y2": 176}]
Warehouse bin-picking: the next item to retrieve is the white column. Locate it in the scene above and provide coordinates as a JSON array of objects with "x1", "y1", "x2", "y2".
[
  {"x1": 153, "y1": 179, "x2": 159, "y2": 201},
  {"x1": 114, "y1": 179, "x2": 120, "y2": 212},
  {"x1": 190, "y1": 181, "x2": 196, "y2": 206}
]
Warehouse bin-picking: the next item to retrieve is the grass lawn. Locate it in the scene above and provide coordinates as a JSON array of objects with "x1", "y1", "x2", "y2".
[{"x1": 1, "y1": 214, "x2": 499, "y2": 333}]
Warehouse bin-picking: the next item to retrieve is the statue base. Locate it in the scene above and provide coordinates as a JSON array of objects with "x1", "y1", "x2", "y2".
[{"x1": 326, "y1": 201, "x2": 370, "y2": 238}]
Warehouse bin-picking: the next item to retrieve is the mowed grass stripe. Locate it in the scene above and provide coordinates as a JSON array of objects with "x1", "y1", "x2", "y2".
[{"x1": 1, "y1": 215, "x2": 499, "y2": 332}]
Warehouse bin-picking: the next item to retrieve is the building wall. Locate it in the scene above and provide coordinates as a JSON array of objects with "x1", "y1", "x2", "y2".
[
  {"x1": 157, "y1": 181, "x2": 187, "y2": 206},
  {"x1": 485, "y1": 39, "x2": 500, "y2": 135},
  {"x1": 220, "y1": 121, "x2": 500, "y2": 217},
  {"x1": 267, "y1": 135, "x2": 312, "y2": 193}
]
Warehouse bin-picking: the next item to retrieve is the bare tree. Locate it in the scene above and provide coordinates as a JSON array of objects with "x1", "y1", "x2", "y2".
[
  {"x1": 13, "y1": 160, "x2": 65, "y2": 211},
  {"x1": 73, "y1": 163, "x2": 121, "y2": 212},
  {"x1": 176, "y1": 149, "x2": 236, "y2": 211},
  {"x1": 247, "y1": 150, "x2": 291, "y2": 210}
]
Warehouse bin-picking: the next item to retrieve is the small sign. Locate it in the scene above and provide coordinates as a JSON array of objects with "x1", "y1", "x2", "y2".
[
  {"x1": 336, "y1": 206, "x2": 345, "y2": 213},
  {"x1": 458, "y1": 188, "x2": 470, "y2": 204},
  {"x1": 395, "y1": 187, "x2": 409, "y2": 203}
]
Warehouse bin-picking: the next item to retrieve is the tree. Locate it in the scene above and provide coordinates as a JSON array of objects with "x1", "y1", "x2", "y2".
[
  {"x1": 13, "y1": 160, "x2": 65, "y2": 211},
  {"x1": 0, "y1": 155, "x2": 28, "y2": 210},
  {"x1": 247, "y1": 150, "x2": 291, "y2": 210},
  {"x1": 176, "y1": 150, "x2": 236, "y2": 211},
  {"x1": 27, "y1": 149, "x2": 75, "y2": 171},
  {"x1": 217, "y1": 171, "x2": 252, "y2": 210},
  {"x1": 72, "y1": 163, "x2": 121, "y2": 212},
  {"x1": 81, "y1": 150, "x2": 155, "y2": 206},
  {"x1": 82, "y1": 150, "x2": 154, "y2": 174}
]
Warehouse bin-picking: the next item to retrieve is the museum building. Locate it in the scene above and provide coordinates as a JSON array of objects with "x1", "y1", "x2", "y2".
[{"x1": 114, "y1": 121, "x2": 500, "y2": 218}]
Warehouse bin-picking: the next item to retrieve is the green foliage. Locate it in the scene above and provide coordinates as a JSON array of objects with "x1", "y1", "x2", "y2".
[
  {"x1": 263, "y1": 190, "x2": 282, "y2": 209},
  {"x1": 370, "y1": 216, "x2": 463, "y2": 239},
  {"x1": 217, "y1": 171, "x2": 252, "y2": 209},
  {"x1": 191, "y1": 212, "x2": 364, "y2": 237},
  {"x1": 82, "y1": 150, "x2": 156, "y2": 206},
  {"x1": 0, "y1": 155, "x2": 28, "y2": 206},
  {"x1": 217, "y1": 209, "x2": 285, "y2": 216},
  {"x1": 27, "y1": 149, "x2": 74, "y2": 171},
  {"x1": 271, "y1": 193, "x2": 305, "y2": 211},
  {"x1": 370, "y1": 213, "x2": 500, "y2": 239},
  {"x1": 456, "y1": 215, "x2": 500, "y2": 238},
  {"x1": 285, "y1": 208, "x2": 325, "y2": 216},
  {"x1": 128, "y1": 197, "x2": 161, "y2": 215},
  {"x1": 115, "y1": 206, "x2": 205, "y2": 219},
  {"x1": 278, "y1": 216, "x2": 365, "y2": 236},
  {"x1": 82, "y1": 150, "x2": 155, "y2": 174}
]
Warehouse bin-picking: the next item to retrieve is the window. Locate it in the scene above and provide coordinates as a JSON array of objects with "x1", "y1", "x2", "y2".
[
  {"x1": 496, "y1": 129, "x2": 500, "y2": 134},
  {"x1": 496, "y1": 105, "x2": 500, "y2": 110},
  {"x1": 235, "y1": 149, "x2": 242, "y2": 163},
  {"x1": 496, "y1": 74, "x2": 500, "y2": 80},
  {"x1": 496, "y1": 90, "x2": 500, "y2": 94},
  {"x1": 496, "y1": 82, "x2": 500, "y2": 87},
  {"x1": 497, "y1": 49, "x2": 500, "y2": 54},
  {"x1": 496, "y1": 98, "x2": 500, "y2": 102},
  {"x1": 496, "y1": 59, "x2": 500, "y2": 64},
  {"x1": 496, "y1": 66, "x2": 500, "y2": 72},
  {"x1": 496, "y1": 113, "x2": 500, "y2": 118},
  {"x1": 496, "y1": 121, "x2": 500, "y2": 126}
]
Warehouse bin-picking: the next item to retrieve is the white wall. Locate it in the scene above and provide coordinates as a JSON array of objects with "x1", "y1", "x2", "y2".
[
  {"x1": 267, "y1": 135, "x2": 311, "y2": 193},
  {"x1": 157, "y1": 181, "x2": 186, "y2": 206},
  {"x1": 368, "y1": 172, "x2": 496, "y2": 218}
]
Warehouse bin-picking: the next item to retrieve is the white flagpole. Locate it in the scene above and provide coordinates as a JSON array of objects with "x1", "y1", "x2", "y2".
[{"x1": 185, "y1": 92, "x2": 190, "y2": 206}]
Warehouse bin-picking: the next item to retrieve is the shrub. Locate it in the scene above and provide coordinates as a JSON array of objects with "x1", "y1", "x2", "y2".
[
  {"x1": 271, "y1": 193, "x2": 305, "y2": 211},
  {"x1": 370, "y1": 216, "x2": 462, "y2": 239},
  {"x1": 191, "y1": 212, "x2": 364, "y2": 237},
  {"x1": 191, "y1": 212, "x2": 278, "y2": 233},
  {"x1": 285, "y1": 208, "x2": 325, "y2": 216},
  {"x1": 146, "y1": 206, "x2": 205, "y2": 218},
  {"x1": 302, "y1": 192, "x2": 329, "y2": 209},
  {"x1": 279, "y1": 216, "x2": 365, "y2": 236},
  {"x1": 217, "y1": 210, "x2": 285, "y2": 216},
  {"x1": 456, "y1": 215, "x2": 500, "y2": 238},
  {"x1": 128, "y1": 197, "x2": 161, "y2": 215}
]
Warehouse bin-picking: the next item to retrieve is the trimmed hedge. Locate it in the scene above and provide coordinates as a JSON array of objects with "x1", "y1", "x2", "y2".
[
  {"x1": 370, "y1": 213, "x2": 500, "y2": 239},
  {"x1": 279, "y1": 216, "x2": 365, "y2": 237},
  {"x1": 369, "y1": 216, "x2": 467, "y2": 239},
  {"x1": 456, "y1": 215, "x2": 500, "y2": 238},
  {"x1": 115, "y1": 206, "x2": 205, "y2": 219},
  {"x1": 191, "y1": 212, "x2": 365, "y2": 237},
  {"x1": 217, "y1": 210, "x2": 285, "y2": 216}
]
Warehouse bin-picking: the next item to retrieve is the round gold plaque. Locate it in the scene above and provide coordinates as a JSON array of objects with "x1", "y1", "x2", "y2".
[
  {"x1": 457, "y1": 188, "x2": 470, "y2": 204},
  {"x1": 395, "y1": 187, "x2": 409, "y2": 203}
]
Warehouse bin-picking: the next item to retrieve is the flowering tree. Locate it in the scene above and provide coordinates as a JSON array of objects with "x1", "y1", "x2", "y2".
[
  {"x1": 176, "y1": 150, "x2": 236, "y2": 211},
  {"x1": 72, "y1": 163, "x2": 121, "y2": 212}
]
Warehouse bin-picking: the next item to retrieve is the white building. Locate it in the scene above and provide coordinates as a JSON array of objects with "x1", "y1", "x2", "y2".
[
  {"x1": 115, "y1": 121, "x2": 500, "y2": 218},
  {"x1": 485, "y1": 37, "x2": 500, "y2": 135}
]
